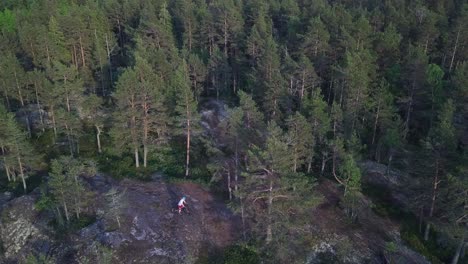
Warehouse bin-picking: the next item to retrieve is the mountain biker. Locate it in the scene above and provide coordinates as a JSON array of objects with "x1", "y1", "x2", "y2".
[{"x1": 178, "y1": 196, "x2": 188, "y2": 214}]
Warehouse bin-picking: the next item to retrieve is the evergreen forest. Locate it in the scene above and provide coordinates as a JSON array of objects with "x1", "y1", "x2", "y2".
[{"x1": 0, "y1": 0, "x2": 467, "y2": 263}]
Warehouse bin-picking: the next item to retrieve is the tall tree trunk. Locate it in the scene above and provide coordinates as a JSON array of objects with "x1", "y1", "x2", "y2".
[
  {"x1": 424, "y1": 158, "x2": 439, "y2": 241},
  {"x1": 386, "y1": 150, "x2": 393, "y2": 176},
  {"x1": 2, "y1": 80, "x2": 11, "y2": 110},
  {"x1": 17, "y1": 154, "x2": 27, "y2": 191},
  {"x1": 62, "y1": 200, "x2": 70, "y2": 222},
  {"x1": 320, "y1": 153, "x2": 327, "y2": 176},
  {"x1": 96, "y1": 125, "x2": 102, "y2": 153},
  {"x1": 34, "y1": 81, "x2": 45, "y2": 132},
  {"x1": 301, "y1": 71, "x2": 305, "y2": 101},
  {"x1": 75, "y1": 197, "x2": 81, "y2": 219},
  {"x1": 55, "y1": 206, "x2": 63, "y2": 225},
  {"x1": 404, "y1": 82, "x2": 415, "y2": 139},
  {"x1": 14, "y1": 71, "x2": 31, "y2": 137},
  {"x1": 223, "y1": 15, "x2": 228, "y2": 56},
  {"x1": 227, "y1": 167, "x2": 232, "y2": 201},
  {"x1": 79, "y1": 35, "x2": 86, "y2": 68},
  {"x1": 185, "y1": 118, "x2": 191, "y2": 178},
  {"x1": 372, "y1": 99, "x2": 381, "y2": 145},
  {"x1": 73, "y1": 45, "x2": 78, "y2": 68},
  {"x1": 240, "y1": 196, "x2": 246, "y2": 240},
  {"x1": 332, "y1": 144, "x2": 345, "y2": 186},
  {"x1": 135, "y1": 147, "x2": 140, "y2": 168},
  {"x1": 234, "y1": 137, "x2": 239, "y2": 191},
  {"x1": 65, "y1": 124, "x2": 74, "y2": 156},
  {"x1": 105, "y1": 34, "x2": 113, "y2": 87},
  {"x1": 451, "y1": 232, "x2": 465, "y2": 264},
  {"x1": 143, "y1": 95, "x2": 149, "y2": 168},
  {"x1": 50, "y1": 107, "x2": 57, "y2": 140},
  {"x1": 449, "y1": 29, "x2": 460, "y2": 73},
  {"x1": 14, "y1": 70, "x2": 24, "y2": 106},
  {"x1": 424, "y1": 38, "x2": 429, "y2": 54},
  {"x1": 117, "y1": 19, "x2": 123, "y2": 56},
  {"x1": 63, "y1": 76, "x2": 71, "y2": 112},
  {"x1": 143, "y1": 144, "x2": 148, "y2": 168},
  {"x1": 3, "y1": 152, "x2": 11, "y2": 181},
  {"x1": 266, "y1": 178, "x2": 273, "y2": 244},
  {"x1": 94, "y1": 29, "x2": 105, "y2": 95},
  {"x1": 188, "y1": 21, "x2": 192, "y2": 51},
  {"x1": 293, "y1": 147, "x2": 298, "y2": 172}
]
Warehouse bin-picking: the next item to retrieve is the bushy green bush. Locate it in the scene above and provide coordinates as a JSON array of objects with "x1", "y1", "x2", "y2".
[{"x1": 223, "y1": 244, "x2": 259, "y2": 264}]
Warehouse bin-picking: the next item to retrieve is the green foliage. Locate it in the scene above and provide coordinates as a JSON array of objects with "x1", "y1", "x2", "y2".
[
  {"x1": 385, "y1": 241, "x2": 398, "y2": 253},
  {"x1": 0, "y1": 9, "x2": 16, "y2": 33},
  {"x1": 98, "y1": 154, "x2": 134, "y2": 180},
  {"x1": 69, "y1": 214, "x2": 96, "y2": 230},
  {"x1": 223, "y1": 244, "x2": 260, "y2": 264},
  {"x1": 196, "y1": 244, "x2": 260, "y2": 264},
  {"x1": 25, "y1": 253, "x2": 53, "y2": 264},
  {"x1": 400, "y1": 229, "x2": 444, "y2": 264},
  {"x1": 35, "y1": 189, "x2": 54, "y2": 212}
]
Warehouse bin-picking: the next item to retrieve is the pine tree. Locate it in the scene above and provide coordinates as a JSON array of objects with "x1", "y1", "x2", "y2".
[
  {"x1": 339, "y1": 153, "x2": 362, "y2": 219},
  {"x1": 104, "y1": 187, "x2": 127, "y2": 228},
  {"x1": 342, "y1": 49, "x2": 376, "y2": 135},
  {"x1": 422, "y1": 100, "x2": 457, "y2": 241},
  {"x1": 112, "y1": 67, "x2": 139, "y2": 167},
  {"x1": 48, "y1": 156, "x2": 88, "y2": 222},
  {"x1": 0, "y1": 103, "x2": 40, "y2": 191},
  {"x1": 82, "y1": 94, "x2": 105, "y2": 154},
  {"x1": 302, "y1": 94, "x2": 331, "y2": 175},
  {"x1": 242, "y1": 121, "x2": 321, "y2": 244},
  {"x1": 112, "y1": 56, "x2": 170, "y2": 168},
  {"x1": 300, "y1": 16, "x2": 330, "y2": 60},
  {"x1": 221, "y1": 91, "x2": 266, "y2": 192},
  {"x1": 286, "y1": 112, "x2": 313, "y2": 173},
  {"x1": 425, "y1": 63, "x2": 444, "y2": 126},
  {"x1": 173, "y1": 61, "x2": 200, "y2": 177}
]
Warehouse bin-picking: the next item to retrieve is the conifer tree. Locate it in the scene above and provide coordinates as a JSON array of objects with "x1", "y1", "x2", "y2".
[
  {"x1": 113, "y1": 56, "x2": 169, "y2": 168},
  {"x1": 104, "y1": 187, "x2": 127, "y2": 228},
  {"x1": 339, "y1": 153, "x2": 362, "y2": 219},
  {"x1": 48, "y1": 156, "x2": 88, "y2": 222},
  {"x1": 242, "y1": 121, "x2": 321, "y2": 244},
  {"x1": 300, "y1": 17, "x2": 330, "y2": 60},
  {"x1": 286, "y1": 112, "x2": 313, "y2": 173},
  {"x1": 422, "y1": 99, "x2": 457, "y2": 241},
  {"x1": 173, "y1": 61, "x2": 200, "y2": 177},
  {"x1": 82, "y1": 94, "x2": 105, "y2": 154},
  {"x1": 0, "y1": 103, "x2": 40, "y2": 191}
]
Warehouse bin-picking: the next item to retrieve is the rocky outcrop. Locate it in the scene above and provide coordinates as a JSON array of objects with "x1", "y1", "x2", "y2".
[
  {"x1": 359, "y1": 161, "x2": 419, "y2": 209},
  {"x1": 0, "y1": 176, "x2": 240, "y2": 263},
  {"x1": 0, "y1": 194, "x2": 54, "y2": 263}
]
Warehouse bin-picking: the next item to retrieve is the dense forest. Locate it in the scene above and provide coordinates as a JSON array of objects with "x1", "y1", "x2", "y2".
[{"x1": 0, "y1": 0, "x2": 467, "y2": 263}]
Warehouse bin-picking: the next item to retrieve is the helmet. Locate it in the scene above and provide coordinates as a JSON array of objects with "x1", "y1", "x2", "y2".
[{"x1": 182, "y1": 196, "x2": 186, "y2": 199}]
